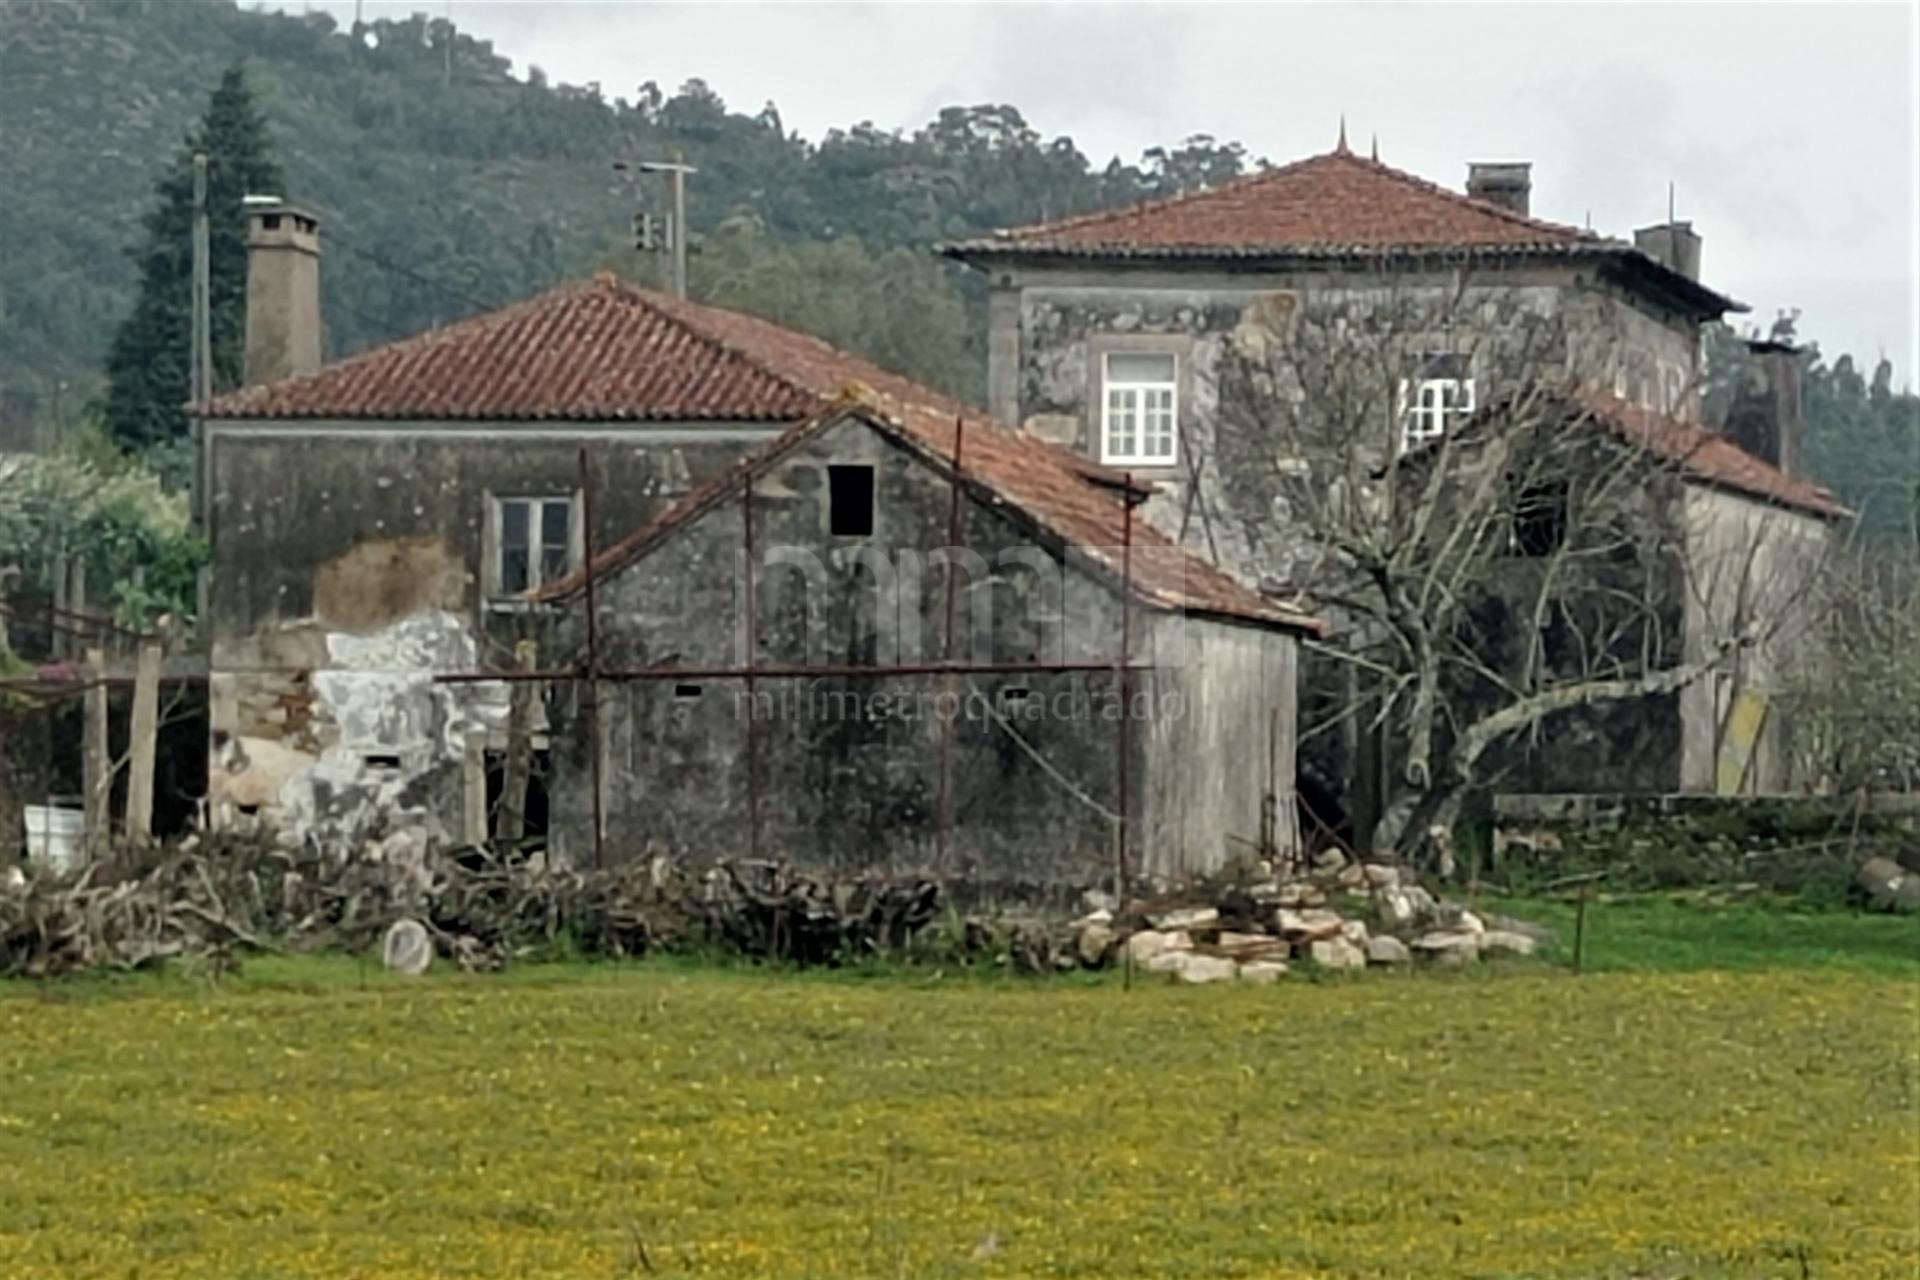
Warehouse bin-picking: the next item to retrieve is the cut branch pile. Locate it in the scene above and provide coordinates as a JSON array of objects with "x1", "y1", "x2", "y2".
[{"x1": 0, "y1": 838, "x2": 944, "y2": 978}]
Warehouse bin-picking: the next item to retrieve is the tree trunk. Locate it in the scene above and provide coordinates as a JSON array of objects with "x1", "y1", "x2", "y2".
[{"x1": 82, "y1": 647, "x2": 110, "y2": 863}]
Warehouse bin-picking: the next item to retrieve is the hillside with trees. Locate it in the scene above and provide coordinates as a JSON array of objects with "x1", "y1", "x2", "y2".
[{"x1": 0, "y1": 0, "x2": 1910, "y2": 545}]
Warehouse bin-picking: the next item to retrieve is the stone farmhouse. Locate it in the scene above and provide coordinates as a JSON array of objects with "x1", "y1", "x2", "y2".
[{"x1": 943, "y1": 138, "x2": 1848, "y2": 835}]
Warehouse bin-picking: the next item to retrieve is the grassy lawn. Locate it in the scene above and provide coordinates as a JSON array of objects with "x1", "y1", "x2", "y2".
[{"x1": 1, "y1": 907, "x2": 1915, "y2": 1279}]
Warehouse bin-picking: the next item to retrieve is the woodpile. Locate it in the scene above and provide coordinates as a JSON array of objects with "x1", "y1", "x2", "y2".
[
  {"x1": 695, "y1": 860, "x2": 942, "y2": 965},
  {"x1": 0, "y1": 837, "x2": 945, "y2": 978}
]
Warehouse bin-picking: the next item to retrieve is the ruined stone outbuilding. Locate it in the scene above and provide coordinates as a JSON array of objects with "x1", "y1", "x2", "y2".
[{"x1": 532, "y1": 398, "x2": 1321, "y2": 884}]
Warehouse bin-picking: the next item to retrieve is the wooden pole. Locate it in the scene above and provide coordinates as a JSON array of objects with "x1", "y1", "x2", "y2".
[
  {"x1": 579, "y1": 447, "x2": 605, "y2": 869},
  {"x1": 461, "y1": 736, "x2": 488, "y2": 847},
  {"x1": 82, "y1": 647, "x2": 110, "y2": 862},
  {"x1": 124, "y1": 636, "x2": 161, "y2": 848},
  {"x1": 500, "y1": 639, "x2": 538, "y2": 842}
]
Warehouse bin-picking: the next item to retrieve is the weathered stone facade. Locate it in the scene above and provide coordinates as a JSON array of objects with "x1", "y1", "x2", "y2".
[
  {"x1": 202, "y1": 421, "x2": 778, "y2": 846},
  {"x1": 958, "y1": 211, "x2": 1836, "y2": 827},
  {"x1": 989, "y1": 262, "x2": 1701, "y2": 581},
  {"x1": 541, "y1": 410, "x2": 1305, "y2": 887}
]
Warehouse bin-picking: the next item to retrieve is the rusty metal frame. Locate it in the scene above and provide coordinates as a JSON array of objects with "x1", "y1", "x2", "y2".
[{"x1": 428, "y1": 437, "x2": 1146, "y2": 884}]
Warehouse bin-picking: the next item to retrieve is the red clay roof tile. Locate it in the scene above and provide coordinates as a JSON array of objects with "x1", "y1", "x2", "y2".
[
  {"x1": 200, "y1": 275, "x2": 825, "y2": 422},
  {"x1": 1569, "y1": 387, "x2": 1849, "y2": 520},
  {"x1": 958, "y1": 149, "x2": 1595, "y2": 254}
]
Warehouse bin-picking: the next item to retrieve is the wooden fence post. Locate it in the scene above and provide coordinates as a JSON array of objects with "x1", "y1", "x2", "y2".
[
  {"x1": 499, "y1": 640, "x2": 538, "y2": 843},
  {"x1": 83, "y1": 646, "x2": 110, "y2": 861},
  {"x1": 125, "y1": 637, "x2": 162, "y2": 848}
]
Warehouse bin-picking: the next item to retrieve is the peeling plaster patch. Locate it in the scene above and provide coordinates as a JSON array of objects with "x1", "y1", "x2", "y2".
[
  {"x1": 312, "y1": 535, "x2": 466, "y2": 633},
  {"x1": 266, "y1": 609, "x2": 511, "y2": 850}
]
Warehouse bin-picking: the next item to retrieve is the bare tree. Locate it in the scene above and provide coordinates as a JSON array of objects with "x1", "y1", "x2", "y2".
[
  {"x1": 1782, "y1": 547, "x2": 1920, "y2": 794},
  {"x1": 1190, "y1": 275, "x2": 1824, "y2": 870}
]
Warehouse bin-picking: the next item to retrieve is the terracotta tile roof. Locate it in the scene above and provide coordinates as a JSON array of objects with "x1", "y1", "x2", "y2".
[
  {"x1": 942, "y1": 148, "x2": 1742, "y2": 318},
  {"x1": 951, "y1": 149, "x2": 1594, "y2": 255},
  {"x1": 1568, "y1": 387, "x2": 1850, "y2": 520},
  {"x1": 200, "y1": 275, "x2": 834, "y2": 421},
  {"x1": 537, "y1": 398, "x2": 1325, "y2": 635}
]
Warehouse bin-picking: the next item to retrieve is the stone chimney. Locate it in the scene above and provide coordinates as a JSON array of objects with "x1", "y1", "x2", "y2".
[
  {"x1": 1725, "y1": 340, "x2": 1804, "y2": 475},
  {"x1": 244, "y1": 199, "x2": 322, "y2": 386},
  {"x1": 1466, "y1": 162, "x2": 1531, "y2": 217},
  {"x1": 1633, "y1": 221, "x2": 1702, "y2": 282}
]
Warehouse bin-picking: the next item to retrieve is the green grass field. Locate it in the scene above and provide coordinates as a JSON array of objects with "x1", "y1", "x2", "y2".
[{"x1": 1, "y1": 902, "x2": 1915, "y2": 1279}]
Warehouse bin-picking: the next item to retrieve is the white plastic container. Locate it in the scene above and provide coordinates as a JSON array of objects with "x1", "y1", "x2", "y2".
[{"x1": 22, "y1": 804, "x2": 86, "y2": 874}]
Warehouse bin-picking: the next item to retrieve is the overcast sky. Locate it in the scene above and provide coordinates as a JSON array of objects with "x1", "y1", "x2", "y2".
[{"x1": 298, "y1": 1, "x2": 1919, "y2": 384}]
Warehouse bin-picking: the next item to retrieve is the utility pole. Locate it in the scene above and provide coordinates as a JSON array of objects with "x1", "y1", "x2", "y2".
[
  {"x1": 190, "y1": 152, "x2": 211, "y2": 528},
  {"x1": 614, "y1": 155, "x2": 697, "y2": 298},
  {"x1": 191, "y1": 152, "x2": 211, "y2": 405}
]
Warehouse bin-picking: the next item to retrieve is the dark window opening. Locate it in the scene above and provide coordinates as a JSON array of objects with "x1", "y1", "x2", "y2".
[
  {"x1": 364, "y1": 753, "x2": 403, "y2": 770},
  {"x1": 1511, "y1": 480, "x2": 1570, "y2": 557},
  {"x1": 674, "y1": 683, "x2": 703, "y2": 699},
  {"x1": 484, "y1": 746, "x2": 551, "y2": 847},
  {"x1": 828, "y1": 465, "x2": 875, "y2": 537},
  {"x1": 261, "y1": 213, "x2": 281, "y2": 231}
]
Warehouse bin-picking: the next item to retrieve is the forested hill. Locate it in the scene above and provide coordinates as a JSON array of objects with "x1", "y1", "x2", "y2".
[{"x1": 0, "y1": 0, "x2": 1253, "y2": 426}]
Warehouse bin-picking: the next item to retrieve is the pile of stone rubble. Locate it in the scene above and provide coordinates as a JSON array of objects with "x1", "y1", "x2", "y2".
[{"x1": 1072, "y1": 860, "x2": 1552, "y2": 984}]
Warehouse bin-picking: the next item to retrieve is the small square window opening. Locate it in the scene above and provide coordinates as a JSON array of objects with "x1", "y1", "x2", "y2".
[{"x1": 828, "y1": 464, "x2": 875, "y2": 537}]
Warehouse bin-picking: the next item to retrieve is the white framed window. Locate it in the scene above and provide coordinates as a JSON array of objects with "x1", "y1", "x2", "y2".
[
  {"x1": 1398, "y1": 375, "x2": 1476, "y2": 449},
  {"x1": 1100, "y1": 351, "x2": 1178, "y2": 466},
  {"x1": 488, "y1": 494, "x2": 580, "y2": 597}
]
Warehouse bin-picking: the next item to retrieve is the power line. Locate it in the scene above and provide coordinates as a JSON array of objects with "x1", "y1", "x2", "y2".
[{"x1": 325, "y1": 230, "x2": 504, "y2": 315}]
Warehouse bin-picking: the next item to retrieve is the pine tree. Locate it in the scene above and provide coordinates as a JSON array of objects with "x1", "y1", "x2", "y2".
[{"x1": 102, "y1": 64, "x2": 283, "y2": 450}]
